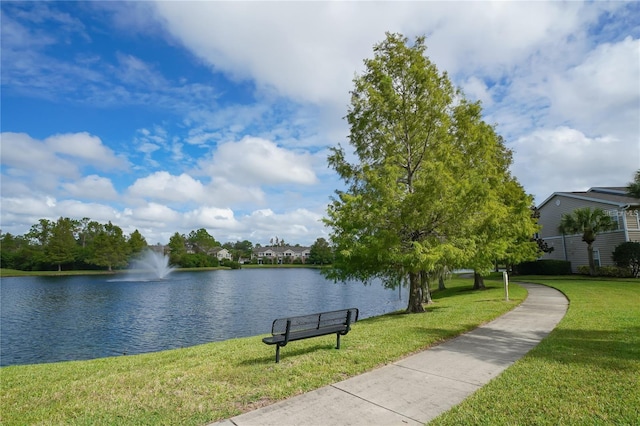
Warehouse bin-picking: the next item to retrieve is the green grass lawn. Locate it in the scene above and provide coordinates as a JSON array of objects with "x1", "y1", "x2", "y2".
[
  {"x1": 431, "y1": 277, "x2": 640, "y2": 425},
  {"x1": 1, "y1": 277, "x2": 524, "y2": 425},
  {"x1": 0, "y1": 268, "x2": 117, "y2": 277}
]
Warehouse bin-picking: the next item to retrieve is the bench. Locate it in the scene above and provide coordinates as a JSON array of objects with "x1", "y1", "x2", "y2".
[{"x1": 262, "y1": 308, "x2": 359, "y2": 363}]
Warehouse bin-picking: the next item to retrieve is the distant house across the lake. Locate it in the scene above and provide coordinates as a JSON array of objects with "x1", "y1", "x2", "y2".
[{"x1": 252, "y1": 245, "x2": 311, "y2": 264}]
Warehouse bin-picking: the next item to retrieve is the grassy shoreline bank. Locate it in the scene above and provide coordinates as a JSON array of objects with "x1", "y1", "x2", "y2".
[{"x1": 2, "y1": 277, "x2": 524, "y2": 425}]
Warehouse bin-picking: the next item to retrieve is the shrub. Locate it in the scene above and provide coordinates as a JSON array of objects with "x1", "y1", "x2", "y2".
[
  {"x1": 577, "y1": 265, "x2": 633, "y2": 278},
  {"x1": 220, "y1": 259, "x2": 241, "y2": 269},
  {"x1": 612, "y1": 241, "x2": 640, "y2": 278},
  {"x1": 514, "y1": 260, "x2": 572, "y2": 275}
]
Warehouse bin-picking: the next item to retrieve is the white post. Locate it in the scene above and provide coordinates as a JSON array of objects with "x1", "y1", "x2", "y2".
[{"x1": 503, "y1": 271, "x2": 509, "y2": 301}]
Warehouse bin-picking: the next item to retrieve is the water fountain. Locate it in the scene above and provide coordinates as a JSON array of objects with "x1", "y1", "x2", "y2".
[{"x1": 128, "y1": 249, "x2": 176, "y2": 280}]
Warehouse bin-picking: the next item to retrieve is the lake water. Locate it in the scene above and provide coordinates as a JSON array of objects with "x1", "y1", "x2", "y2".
[{"x1": 0, "y1": 269, "x2": 405, "y2": 366}]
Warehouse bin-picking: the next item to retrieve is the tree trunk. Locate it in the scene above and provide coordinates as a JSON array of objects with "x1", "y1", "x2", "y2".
[
  {"x1": 587, "y1": 243, "x2": 596, "y2": 276},
  {"x1": 406, "y1": 271, "x2": 425, "y2": 313},
  {"x1": 420, "y1": 270, "x2": 432, "y2": 304},
  {"x1": 473, "y1": 271, "x2": 486, "y2": 290},
  {"x1": 58, "y1": 263, "x2": 62, "y2": 272},
  {"x1": 438, "y1": 275, "x2": 446, "y2": 290}
]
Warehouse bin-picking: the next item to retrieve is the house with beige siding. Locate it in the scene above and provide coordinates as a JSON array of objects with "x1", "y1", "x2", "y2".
[
  {"x1": 252, "y1": 246, "x2": 311, "y2": 264},
  {"x1": 211, "y1": 247, "x2": 232, "y2": 261},
  {"x1": 537, "y1": 187, "x2": 640, "y2": 272}
]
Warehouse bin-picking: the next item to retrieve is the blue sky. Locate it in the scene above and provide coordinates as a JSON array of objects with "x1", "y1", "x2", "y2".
[{"x1": 1, "y1": 1, "x2": 639, "y2": 246}]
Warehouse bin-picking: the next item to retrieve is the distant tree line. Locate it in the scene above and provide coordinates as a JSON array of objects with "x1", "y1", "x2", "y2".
[
  {"x1": 0, "y1": 217, "x2": 334, "y2": 272},
  {"x1": 1, "y1": 217, "x2": 147, "y2": 272}
]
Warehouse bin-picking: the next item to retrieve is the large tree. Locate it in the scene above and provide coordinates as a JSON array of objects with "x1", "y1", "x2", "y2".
[
  {"x1": 558, "y1": 207, "x2": 617, "y2": 276},
  {"x1": 128, "y1": 229, "x2": 148, "y2": 257},
  {"x1": 167, "y1": 232, "x2": 188, "y2": 266},
  {"x1": 446, "y1": 100, "x2": 538, "y2": 289},
  {"x1": 89, "y1": 222, "x2": 129, "y2": 271},
  {"x1": 308, "y1": 237, "x2": 333, "y2": 265},
  {"x1": 326, "y1": 33, "x2": 494, "y2": 312},
  {"x1": 46, "y1": 217, "x2": 78, "y2": 271},
  {"x1": 187, "y1": 228, "x2": 220, "y2": 254}
]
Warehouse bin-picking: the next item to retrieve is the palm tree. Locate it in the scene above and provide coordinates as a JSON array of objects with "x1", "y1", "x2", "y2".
[
  {"x1": 626, "y1": 170, "x2": 640, "y2": 198},
  {"x1": 558, "y1": 207, "x2": 617, "y2": 276}
]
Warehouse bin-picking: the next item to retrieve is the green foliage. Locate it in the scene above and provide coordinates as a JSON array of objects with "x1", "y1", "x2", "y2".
[
  {"x1": 181, "y1": 253, "x2": 218, "y2": 268},
  {"x1": 559, "y1": 207, "x2": 617, "y2": 276},
  {"x1": 308, "y1": 237, "x2": 333, "y2": 264},
  {"x1": 558, "y1": 207, "x2": 617, "y2": 243},
  {"x1": 0, "y1": 233, "x2": 32, "y2": 270},
  {"x1": 127, "y1": 230, "x2": 148, "y2": 256},
  {"x1": 167, "y1": 230, "x2": 226, "y2": 267},
  {"x1": 626, "y1": 169, "x2": 640, "y2": 198},
  {"x1": 612, "y1": 241, "x2": 640, "y2": 277},
  {"x1": 88, "y1": 222, "x2": 130, "y2": 271},
  {"x1": 187, "y1": 228, "x2": 220, "y2": 254},
  {"x1": 220, "y1": 259, "x2": 241, "y2": 269},
  {"x1": 167, "y1": 232, "x2": 187, "y2": 265},
  {"x1": 514, "y1": 260, "x2": 572, "y2": 275},
  {"x1": 45, "y1": 217, "x2": 78, "y2": 271}
]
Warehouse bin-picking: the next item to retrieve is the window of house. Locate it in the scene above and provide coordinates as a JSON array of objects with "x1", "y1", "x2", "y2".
[
  {"x1": 593, "y1": 249, "x2": 601, "y2": 268},
  {"x1": 611, "y1": 213, "x2": 621, "y2": 230}
]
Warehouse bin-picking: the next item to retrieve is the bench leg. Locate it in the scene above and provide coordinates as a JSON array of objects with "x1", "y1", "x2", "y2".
[
  {"x1": 276, "y1": 345, "x2": 281, "y2": 363},
  {"x1": 336, "y1": 333, "x2": 341, "y2": 350}
]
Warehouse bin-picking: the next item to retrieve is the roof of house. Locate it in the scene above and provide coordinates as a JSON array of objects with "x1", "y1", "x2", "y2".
[{"x1": 538, "y1": 187, "x2": 640, "y2": 209}]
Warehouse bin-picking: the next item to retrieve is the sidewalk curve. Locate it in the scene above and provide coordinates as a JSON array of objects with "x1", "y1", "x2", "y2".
[{"x1": 210, "y1": 282, "x2": 568, "y2": 426}]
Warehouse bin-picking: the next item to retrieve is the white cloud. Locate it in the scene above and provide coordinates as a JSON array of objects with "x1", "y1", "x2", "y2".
[
  {"x1": 0, "y1": 132, "x2": 128, "y2": 193},
  {"x1": 149, "y1": 1, "x2": 602, "y2": 109},
  {"x1": 184, "y1": 206, "x2": 240, "y2": 229},
  {"x1": 62, "y1": 175, "x2": 118, "y2": 200},
  {"x1": 128, "y1": 171, "x2": 205, "y2": 203},
  {"x1": 127, "y1": 202, "x2": 182, "y2": 225},
  {"x1": 0, "y1": 196, "x2": 55, "y2": 219},
  {"x1": 151, "y1": 1, "x2": 371, "y2": 106},
  {"x1": 45, "y1": 132, "x2": 128, "y2": 170},
  {"x1": 54, "y1": 200, "x2": 122, "y2": 223},
  {"x1": 201, "y1": 136, "x2": 318, "y2": 186},
  {"x1": 1, "y1": 132, "x2": 79, "y2": 179},
  {"x1": 548, "y1": 36, "x2": 640, "y2": 138},
  {"x1": 511, "y1": 127, "x2": 636, "y2": 203}
]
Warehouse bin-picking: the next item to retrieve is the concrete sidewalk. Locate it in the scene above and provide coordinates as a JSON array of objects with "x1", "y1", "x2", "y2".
[{"x1": 211, "y1": 282, "x2": 568, "y2": 426}]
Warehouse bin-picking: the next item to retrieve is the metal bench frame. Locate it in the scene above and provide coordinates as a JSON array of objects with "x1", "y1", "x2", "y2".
[{"x1": 262, "y1": 308, "x2": 359, "y2": 363}]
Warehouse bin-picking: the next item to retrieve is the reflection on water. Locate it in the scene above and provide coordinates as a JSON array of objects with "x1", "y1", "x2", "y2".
[{"x1": 0, "y1": 269, "x2": 405, "y2": 366}]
